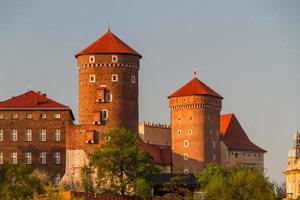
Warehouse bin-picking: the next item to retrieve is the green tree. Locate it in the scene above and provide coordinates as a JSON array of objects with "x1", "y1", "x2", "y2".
[
  {"x1": 0, "y1": 164, "x2": 44, "y2": 200},
  {"x1": 88, "y1": 128, "x2": 159, "y2": 196},
  {"x1": 80, "y1": 164, "x2": 94, "y2": 192},
  {"x1": 195, "y1": 164, "x2": 276, "y2": 200}
]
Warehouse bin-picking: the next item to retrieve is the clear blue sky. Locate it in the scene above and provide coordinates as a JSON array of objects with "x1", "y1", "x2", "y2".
[{"x1": 1, "y1": 0, "x2": 299, "y2": 184}]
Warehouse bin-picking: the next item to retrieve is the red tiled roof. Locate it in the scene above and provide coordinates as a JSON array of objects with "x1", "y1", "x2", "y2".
[
  {"x1": 76, "y1": 31, "x2": 142, "y2": 58},
  {"x1": 168, "y1": 78, "x2": 223, "y2": 98},
  {"x1": 0, "y1": 90, "x2": 69, "y2": 109},
  {"x1": 139, "y1": 141, "x2": 172, "y2": 165},
  {"x1": 220, "y1": 113, "x2": 266, "y2": 152}
]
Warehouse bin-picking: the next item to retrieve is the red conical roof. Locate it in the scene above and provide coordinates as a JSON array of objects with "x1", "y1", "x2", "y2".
[
  {"x1": 168, "y1": 78, "x2": 223, "y2": 98},
  {"x1": 75, "y1": 31, "x2": 142, "y2": 58}
]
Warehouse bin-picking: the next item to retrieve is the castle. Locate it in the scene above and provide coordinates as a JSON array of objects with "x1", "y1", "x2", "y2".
[{"x1": 0, "y1": 30, "x2": 266, "y2": 185}]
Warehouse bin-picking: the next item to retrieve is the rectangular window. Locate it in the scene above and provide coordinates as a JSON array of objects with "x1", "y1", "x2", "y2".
[
  {"x1": 54, "y1": 173, "x2": 61, "y2": 185},
  {"x1": 41, "y1": 113, "x2": 47, "y2": 119},
  {"x1": 235, "y1": 152, "x2": 239, "y2": 158},
  {"x1": 112, "y1": 55, "x2": 118, "y2": 63},
  {"x1": 11, "y1": 152, "x2": 17, "y2": 164},
  {"x1": 54, "y1": 152, "x2": 61, "y2": 164},
  {"x1": 131, "y1": 75, "x2": 136, "y2": 84},
  {"x1": 26, "y1": 113, "x2": 32, "y2": 119},
  {"x1": 101, "y1": 109, "x2": 108, "y2": 120},
  {"x1": 40, "y1": 129, "x2": 47, "y2": 142},
  {"x1": 184, "y1": 154, "x2": 188, "y2": 160},
  {"x1": 184, "y1": 140, "x2": 189, "y2": 147},
  {"x1": 11, "y1": 129, "x2": 17, "y2": 141},
  {"x1": 0, "y1": 113, "x2": 3, "y2": 119},
  {"x1": 12, "y1": 113, "x2": 18, "y2": 119},
  {"x1": 0, "y1": 152, "x2": 3, "y2": 164},
  {"x1": 54, "y1": 113, "x2": 61, "y2": 119},
  {"x1": 0, "y1": 130, "x2": 3, "y2": 141},
  {"x1": 25, "y1": 129, "x2": 32, "y2": 142},
  {"x1": 212, "y1": 141, "x2": 216, "y2": 149},
  {"x1": 105, "y1": 93, "x2": 112, "y2": 102},
  {"x1": 112, "y1": 74, "x2": 118, "y2": 82},
  {"x1": 25, "y1": 152, "x2": 32, "y2": 164},
  {"x1": 89, "y1": 75, "x2": 96, "y2": 83},
  {"x1": 54, "y1": 129, "x2": 61, "y2": 142},
  {"x1": 40, "y1": 152, "x2": 47, "y2": 164},
  {"x1": 89, "y1": 55, "x2": 95, "y2": 63}
]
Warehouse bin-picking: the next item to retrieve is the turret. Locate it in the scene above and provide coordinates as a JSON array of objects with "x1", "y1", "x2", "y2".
[
  {"x1": 76, "y1": 31, "x2": 141, "y2": 133},
  {"x1": 168, "y1": 76, "x2": 223, "y2": 173}
]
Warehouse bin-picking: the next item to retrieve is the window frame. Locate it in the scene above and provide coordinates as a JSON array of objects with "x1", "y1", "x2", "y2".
[
  {"x1": 101, "y1": 109, "x2": 108, "y2": 120},
  {"x1": 25, "y1": 129, "x2": 32, "y2": 142},
  {"x1": 40, "y1": 129, "x2": 47, "y2": 142},
  {"x1": 89, "y1": 55, "x2": 95, "y2": 63},
  {"x1": 40, "y1": 152, "x2": 47, "y2": 164},
  {"x1": 89, "y1": 75, "x2": 96, "y2": 83},
  {"x1": 11, "y1": 152, "x2": 17, "y2": 164},
  {"x1": 111, "y1": 74, "x2": 118, "y2": 82},
  {"x1": 11, "y1": 129, "x2": 18, "y2": 142},
  {"x1": 25, "y1": 152, "x2": 32, "y2": 164}
]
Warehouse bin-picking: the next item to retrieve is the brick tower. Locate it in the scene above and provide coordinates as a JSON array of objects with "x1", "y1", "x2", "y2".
[
  {"x1": 168, "y1": 77, "x2": 223, "y2": 173},
  {"x1": 75, "y1": 31, "x2": 142, "y2": 133}
]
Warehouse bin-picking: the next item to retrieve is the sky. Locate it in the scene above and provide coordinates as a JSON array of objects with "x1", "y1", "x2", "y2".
[{"x1": 0, "y1": 0, "x2": 299, "y2": 184}]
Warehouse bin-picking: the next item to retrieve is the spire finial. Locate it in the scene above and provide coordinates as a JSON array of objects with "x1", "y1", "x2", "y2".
[
  {"x1": 108, "y1": 19, "x2": 110, "y2": 32},
  {"x1": 193, "y1": 69, "x2": 197, "y2": 78}
]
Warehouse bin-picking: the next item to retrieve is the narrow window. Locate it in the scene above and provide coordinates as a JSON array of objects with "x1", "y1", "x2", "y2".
[
  {"x1": 11, "y1": 152, "x2": 17, "y2": 164},
  {"x1": 41, "y1": 113, "x2": 47, "y2": 119},
  {"x1": 131, "y1": 75, "x2": 136, "y2": 84},
  {"x1": 12, "y1": 113, "x2": 18, "y2": 119},
  {"x1": 54, "y1": 173, "x2": 61, "y2": 185},
  {"x1": 40, "y1": 129, "x2": 47, "y2": 142},
  {"x1": 184, "y1": 154, "x2": 188, "y2": 160},
  {"x1": 11, "y1": 129, "x2": 17, "y2": 141},
  {"x1": 26, "y1": 113, "x2": 32, "y2": 119},
  {"x1": 40, "y1": 152, "x2": 47, "y2": 164},
  {"x1": 25, "y1": 152, "x2": 32, "y2": 164},
  {"x1": 25, "y1": 129, "x2": 32, "y2": 142},
  {"x1": 112, "y1": 55, "x2": 118, "y2": 63},
  {"x1": 105, "y1": 93, "x2": 112, "y2": 102},
  {"x1": 177, "y1": 130, "x2": 182, "y2": 135},
  {"x1": 112, "y1": 74, "x2": 118, "y2": 82},
  {"x1": 234, "y1": 152, "x2": 238, "y2": 158},
  {"x1": 188, "y1": 129, "x2": 192, "y2": 135},
  {"x1": 0, "y1": 113, "x2": 3, "y2": 119},
  {"x1": 184, "y1": 169, "x2": 189, "y2": 174},
  {"x1": 101, "y1": 109, "x2": 108, "y2": 120},
  {"x1": 89, "y1": 55, "x2": 95, "y2": 63},
  {"x1": 54, "y1": 129, "x2": 61, "y2": 142},
  {"x1": 212, "y1": 141, "x2": 216, "y2": 149},
  {"x1": 89, "y1": 75, "x2": 96, "y2": 83},
  {"x1": 0, "y1": 152, "x2": 3, "y2": 164},
  {"x1": 184, "y1": 140, "x2": 189, "y2": 147},
  {"x1": 54, "y1": 152, "x2": 61, "y2": 164},
  {"x1": 54, "y1": 113, "x2": 61, "y2": 119},
  {"x1": 0, "y1": 130, "x2": 3, "y2": 141}
]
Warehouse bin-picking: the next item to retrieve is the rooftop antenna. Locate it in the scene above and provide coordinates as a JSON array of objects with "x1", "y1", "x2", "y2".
[{"x1": 193, "y1": 69, "x2": 197, "y2": 78}]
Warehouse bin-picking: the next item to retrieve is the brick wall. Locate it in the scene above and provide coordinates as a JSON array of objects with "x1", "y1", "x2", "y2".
[{"x1": 0, "y1": 109, "x2": 73, "y2": 180}]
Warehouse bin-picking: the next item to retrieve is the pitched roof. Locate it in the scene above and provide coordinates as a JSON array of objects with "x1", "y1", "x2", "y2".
[
  {"x1": 220, "y1": 113, "x2": 266, "y2": 152},
  {"x1": 168, "y1": 78, "x2": 223, "y2": 99},
  {"x1": 76, "y1": 31, "x2": 142, "y2": 58},
  {"x1": 0, "y1": 90, "x2": 69, "y2": 109},
  {"x1": 139, "y1": 141, "x2": 172, "y2": 165}
]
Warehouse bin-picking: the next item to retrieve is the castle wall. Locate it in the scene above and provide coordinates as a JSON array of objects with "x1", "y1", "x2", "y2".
[{"x1": 138, "y1": 122, "x2": 171, "y2": 147}]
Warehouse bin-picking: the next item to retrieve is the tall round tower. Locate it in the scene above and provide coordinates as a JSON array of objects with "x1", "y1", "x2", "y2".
[
  {"x1": 75, "y1": 31, "x2": 142, "y2": 133},
  {"x1": 168, "y1": 77, "x2": 223, "y2": 173}
]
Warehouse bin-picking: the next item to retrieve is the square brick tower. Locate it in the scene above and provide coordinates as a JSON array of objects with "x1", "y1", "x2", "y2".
[{"x1": 168, "y1": 77, "x2": 223, "y2": 173}]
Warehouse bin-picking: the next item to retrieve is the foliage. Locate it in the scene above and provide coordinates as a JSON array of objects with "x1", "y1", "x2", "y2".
[
  {"x1": 160, "y1": 175, "x2": 194, "y2": 200},
  {"x1": 0, "y1": 164, "x2": 44, "y2": 200},
  {"x1": 32, "y1": 185, "x2": 64, "y2": 200},
  {"x1": 32, "y1": 169, "x2": 51, "y2": 186},
  {"x1": 80, "y1": 164, "x2": 94, "y2": 192},
  {"x1": 88, "y1": 128, "x2": 160, "y2": 196},
  {"x1": 134, "y1": 177, "x2": 153, "y2": 199},
  {"x1": 274, "y1": 183, "x2": 285, "y2": 200},
  {"x1": 195, "y1": 163, "x2": 276, "y2": 200}
]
